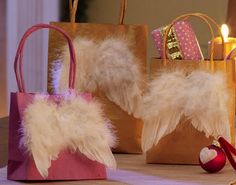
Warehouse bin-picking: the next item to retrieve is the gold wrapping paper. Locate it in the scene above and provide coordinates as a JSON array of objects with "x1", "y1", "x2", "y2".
[{"x1": 159, "y1": 26, "x2": 183, "y2": 60}]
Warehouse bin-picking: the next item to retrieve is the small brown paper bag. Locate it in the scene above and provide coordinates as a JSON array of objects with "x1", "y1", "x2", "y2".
[
  {"x1": 47, "y1": 0, "x2": 147, "y2": 153},
  {"x1": 146, "y1": 13, "x2": 235, "y2": 164}
]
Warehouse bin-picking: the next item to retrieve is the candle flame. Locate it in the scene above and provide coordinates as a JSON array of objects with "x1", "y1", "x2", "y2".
[{"x1": 221, "y1": 24, "x2": 229, "y2": 42}]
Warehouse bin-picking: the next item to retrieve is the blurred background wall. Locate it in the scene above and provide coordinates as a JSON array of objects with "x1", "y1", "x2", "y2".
[
  {"x1": 0, "y1": 0, "x2": 7, "y2": 117},
  {"x1": 0, "y1": 0, "x2": 59, "y2": 117},
  {"x1": 87, "y1": 0, "x2": 228, "y2": 58}
]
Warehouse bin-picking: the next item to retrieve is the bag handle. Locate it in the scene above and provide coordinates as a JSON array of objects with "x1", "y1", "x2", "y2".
[
  {"x1": 14, "y1": 24, "x2": 76, "y2": 92},
  {"x1": 69, "y1": 0, "x2": 127, "y2": 25},
  {"x1": 226, "y1": 47, "x2": 236, "y2": 60},
  {"x1": 162, "y1": 13, "x2": 225, "y2": 66}
]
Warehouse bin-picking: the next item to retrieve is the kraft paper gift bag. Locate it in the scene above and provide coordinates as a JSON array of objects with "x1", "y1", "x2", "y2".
[
  {"x1": 226, "y1": 47, "x2": 236, "y2": 112},
  {"x1": 142, "y1": 13, "x2": 235, "y2": 164},
  {"x1": 47, "y1": 0, "x2": 147, "y2": 153},
  {"x1": 7, "y1": 24, "x2": 116, "y2": 181}
]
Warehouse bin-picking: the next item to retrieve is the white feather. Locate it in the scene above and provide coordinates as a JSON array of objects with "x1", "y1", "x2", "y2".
[
  {"x1": 141, "y1": 70, "x2": 231, "y2": 152},
  {"x1": 184, "y1": 71, "x2": 230, "y2": 140},
  {"x1": 53, "y1": 37, "x2": 142, "y2": 117},
  {"x1": 141, "y1": 71, "x2": 187, "y2": 152},
  {"x1": 20, "y1": 91, "x2": 116, "y2": 178},
  {"x1": 95, "y1": 37, "x2": 142, "y2": 117},
  {"x1": 58, "y1": 38, "x2": 98, "y2": 93}
]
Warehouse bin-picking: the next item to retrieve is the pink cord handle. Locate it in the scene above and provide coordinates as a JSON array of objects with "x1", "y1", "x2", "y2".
[{"x1": 14, "y1": 24, "x2": 76, "y2": 92}]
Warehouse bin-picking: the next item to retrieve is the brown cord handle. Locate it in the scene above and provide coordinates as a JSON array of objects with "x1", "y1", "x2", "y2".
[
  {"x1": 14, "y1": 24, "x2": 77, "y2": 92},
  {"x1": 162, "y1": 13, "x2": 225, "y2": 66},
  {"x1": 69, "y1": 0, "x2": 79, "y2": 23},
  {"x1": 226, "y1": 47, "x2": 236, "y2": 60},
  {"x1": 69, "y1": 0, "x2": 127, "y2": 24}
]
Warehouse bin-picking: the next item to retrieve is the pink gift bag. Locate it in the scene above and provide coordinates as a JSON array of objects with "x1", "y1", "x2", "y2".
[
  {"x1": 152, "y1": 20, "x2": 203, "y2": 60},
  {"x1": 7, "y1": 24, "x2": 116, "y2": 181}
]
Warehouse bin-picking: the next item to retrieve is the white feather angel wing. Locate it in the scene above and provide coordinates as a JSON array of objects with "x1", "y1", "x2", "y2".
[
  {"x1": 141, "y1": 71, "x2": 187, "y2": 152},
  {"x1": 20, "y1": 95, "x2": 65, "y2": 178},
  {"x1": 95, "y1": 38, "x2": 143, "y2": 117},
  {"x1": 58, "y1": 95, "x2": 116, "y2": 168},
  {"x1": 141, "y1": 70, "x2": 231, "y2": 153},
  {"x1": 54, "y1": 37, "x2": 142, "y2": 117},
  {"x1": 58, "y1": 38, "x2": 98, "y2": 93},
  {"x1": 20, "y1": 93, "x2": 116, "y2": 178},
  {"x1": 184, "y1": 71, "x2": 230, "y2": 140}
]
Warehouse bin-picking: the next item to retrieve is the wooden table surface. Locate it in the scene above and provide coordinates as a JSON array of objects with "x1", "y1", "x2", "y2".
[{"x1": 1, "y1": 117, "x2": 236, "y2": 185}]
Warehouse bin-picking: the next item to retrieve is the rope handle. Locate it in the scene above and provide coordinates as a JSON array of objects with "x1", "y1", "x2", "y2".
[
  {"x1": 69, "y1": 0, "x2": 127, "y2": 24},
  {"x1": 218, "y1": 136, "x2": 236, "y2": 170},
  {"x1": 69, "y1": 0, "x2": 79, "y2": 23},
  {"x1": 162, "y1": 13, "x2": 225, "y2": 66},
  {"x1": 14, "y1": 24, "x2": 76, "y2": 92},
  {"x1": 226, "y1": 47, "x2": 236, "y2": 60}
]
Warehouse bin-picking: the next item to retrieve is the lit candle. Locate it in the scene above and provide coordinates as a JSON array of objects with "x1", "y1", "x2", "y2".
[{"x1": 209, "y1": 24, "x2": 236, "y2": 59}]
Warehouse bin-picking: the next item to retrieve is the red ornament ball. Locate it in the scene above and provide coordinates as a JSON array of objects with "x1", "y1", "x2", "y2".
[{"x1": 199, "y1": 145, "x2": 226, "y2": 173}]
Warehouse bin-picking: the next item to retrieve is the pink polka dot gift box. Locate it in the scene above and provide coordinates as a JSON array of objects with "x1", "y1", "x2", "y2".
[{"x1": 152, "y1": 20, "x2": 204, "y2": 60}]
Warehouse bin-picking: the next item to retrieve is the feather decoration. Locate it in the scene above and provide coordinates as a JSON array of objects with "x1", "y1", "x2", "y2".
[
  {"x1": 141, "y1": 70, "x2": 231, "y2": 152},
  {"x1": 20, "y1": 91, "x2": 116, "y2": 178},
  {"x1": 58, "y1": 37, "x2": 98, "y2": 93},
  {"x1": 95, "y1": 37, "x2": 142, "y2": 117},
  {"x1": 53, "y1": 37, "x2": 142, "y2": 117},
  {"x1": 141, "y1": 70, "x2": 187, "y2": 152},
  {"x1": 184, "y1": 71, "x2": 230, "y2": 140}
]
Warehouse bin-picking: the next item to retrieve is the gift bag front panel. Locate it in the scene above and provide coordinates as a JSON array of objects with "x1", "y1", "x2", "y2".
[
  {"x1": 146, "y1": 58, "x2": 235, "y2": 164},
  {"x1": 48, "y1": 22, "x2": 147, "y2": 91},
  {"x1": 146, "y1": 119, "x2": 214, "y2": 164},
  {"x1": 7, "y1": 92, "x2": 107, "y2": 180},
  {"x1": 150, "y1": 58, "x2": 235, "y2": 144}
]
